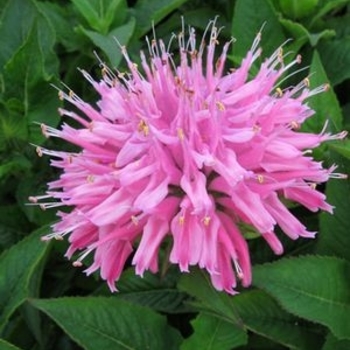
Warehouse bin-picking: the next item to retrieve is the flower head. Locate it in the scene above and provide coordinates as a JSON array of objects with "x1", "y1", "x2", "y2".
[{"x1": 31, "y1": 19, "x2": 347, "y2": 294}]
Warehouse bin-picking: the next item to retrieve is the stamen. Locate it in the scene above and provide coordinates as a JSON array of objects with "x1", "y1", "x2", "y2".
[
  {"x1": 216, "y1": 101, "x2": 225, "y2": 111},
  {"x1": 137, "y1": 120, "x2": 149, "y2": 136},
  {"x1": 275, "y1": 87, "x2": 283, "y2": 97},
  {"x1": 178, "y1": 216, "x2": 185, "y2": 225},
  {"x1": 58, "y1": 91, "x2": 64, "y2": 100},
  {"x1": 233, "y1": 259, "x2": 244, "y2": 280},
  {"x1": 86, "y1": 175, "x2": 95, "y2": 183},
  {"x1": 36, "y1": 147, "x2": 43, "y2": 157},
  {"x1": 253, "y1": 124, "x2": 261, "y2": 133},
  {"x1": 290, "y1": 121, "x2": 300, "y2": 129},
  {"x1": 203, "y1": 216, "x2": 211, "y2": 226},
  {"x1": 257, "y1": 174, "x2": 264, "y2": 183},
  {"x1": 131, "y1": 215, "x2": 139, "y2": 225},
  {"x1": 177, "y1": 128, "x2": 185, "y2": 141}
]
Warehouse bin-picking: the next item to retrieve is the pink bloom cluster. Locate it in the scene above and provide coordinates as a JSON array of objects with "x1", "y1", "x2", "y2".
[{"x1": 31, "y1": 20, "x2": 347, "y2": 294}]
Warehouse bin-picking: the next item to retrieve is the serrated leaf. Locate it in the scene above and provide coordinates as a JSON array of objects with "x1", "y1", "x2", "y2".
[
  {"x1": 80, "y1": 18, "x2": 136, "y2": 68},
  {"x1": 304, "y1": 50, "x2": 342, "y2": 133},
  {"x1": 0, "y1": 227, "x2": 51, "y2": 333},
  {"x1": 118, "y1": 271, "x2": 190, "y2": 313},
  {"x1": 95, "y1": 268, "x2": 191, "y2": 313},
  {"x1": 30, "y1": 297, "x2": 182, "y2": 350},
  {"x1": 0, "y1": 338, "x2": 22, "y2": 350},
  {"x1": 181, "y1": 313, "x2": 247, "y2": 350},
  {"x1": 253, "y1": 256, "x2": 350, "y2": 340},
  {"x1": 133, "y1": 0, "x2": 188, "y2": 38},
  {"x1": 178, "y1": 269, "x2": 243, "y2": 327},
  {"x1": 232, "y1": 0, "x2": 286, "y2": 63},
  {"x1": 234, "y1": 290, "x2": 323, "y2": 349}
]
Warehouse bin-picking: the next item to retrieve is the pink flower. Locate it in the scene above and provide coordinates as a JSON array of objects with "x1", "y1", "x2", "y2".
[{"x1": 31, "y1": 19, "x2": 347, "y2": 294}]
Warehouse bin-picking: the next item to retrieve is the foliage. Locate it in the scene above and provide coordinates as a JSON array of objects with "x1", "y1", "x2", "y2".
[{"x1": 0, "y1": 0, "x2": 349, "y2": 349}]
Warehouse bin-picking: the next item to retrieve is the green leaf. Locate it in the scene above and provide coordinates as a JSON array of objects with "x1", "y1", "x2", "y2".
[
  {"x1": 15, "y1": 171, "x2": 57, "y2": 227},
  {"x1": 0, "y1": 338, "x2": 22, "y2": 350},
  {"x1": 253, "y1": 256, "x2": 350, "y2": 340},
  {"x1": 309, "y1": 0, "x2": 350, "y2": 28},
  {"x1": 329, "y1": 140, "x2": 350, "y2": 160},
  {"x1": 325, "y1": 13, "x2": 350, "y2": 38},
  {"x1": 1, "y1": 0, "x2": 60, "y2": 145},
  {"x1": 323, "y1": 332, "x2": 350, "y2": 350},
  {"x1": 30, "y1": 297, "x2": 182, "y2": 350},
  {"x1": 279, "y1": 19, "x2": 335, "y2": 47},
  {"x1": 0, "y1": 0, "x2": 37, "y2": 70},
  {"x1": 94, "y1": 268, "x2": 191, "y2": 313},
  {"x1": 232, "y1": 0, "x2": 286, "y2": 62},
  {"x1": 80, "y1": 18, "x2": 136, "y2": 68},
  {"x1": 116, "y1": 269, "x2": 191, "y2": 313},
  {"x1": 316, "y1": 154, "x2": 350, "y2": 261},
  {"x1": 133, "y1": 0, "x2": 188, "y2": 37},
  {"x1": 234, "y1": 290, "x2": 323, "y2": 349},
  {"x1": 0, "y1": 227, "x2": 51, "y2": 333},
  {"x1": 278, "y1": 0, "x2": 319, "y2": 19},
  {"x1": 181, "y1": 313, "x2": 247, "y2": 350},
  {"x1": 178, "y1": 269, "x2": 244, "y2": 327},
  {"x1": 318, "y1": 39, "x2": 350, "y2": 86},
  {"x1": 36, "y1": 2, "x2": 83, "y2": 52},
  {"x1": 304, "y1": 50, "x2": 342, "y2": 133},
  {"x1": 71, "y1": 0, "x2": 126, "y2": 34}
]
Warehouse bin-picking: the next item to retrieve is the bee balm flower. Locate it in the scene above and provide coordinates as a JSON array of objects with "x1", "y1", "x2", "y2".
[{"x1": 31, "y1": 20, "x2": 347, "y2": 294}]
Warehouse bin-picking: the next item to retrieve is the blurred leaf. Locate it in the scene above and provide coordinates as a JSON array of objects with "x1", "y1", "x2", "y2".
[
  {"x1": 71, "y1": 0, "x2": 126, "y2": 34},
  {"x1": 304, "y1": 50, "x2": 342, "y2": 133},
  {"x1": 278, "y1": 0, "x2": 319, "y2": 19},
  {"x1": 0, "y1": 227, "x2": 51, "y2": 333},
  {"x1": 318, "y1": 39, "x2": 350, "y2": 86},
  {"x1": 0, "y1": 155, "x2": 31, "y2": 182},
  {"x1": 31, "y1": 297, "x2": 182, "y2": 350},
  {"x1": 0, "y1": 204, "x2": 30, "y2": 239},
  {"x1": 232, "y1": 0, "x2": 286, "y2": 63},
  {"x1": 80, "y1": 18, "x2": 136, "y2": 68},
  {"x1": 234, "y1": 290, "x2": 323, "y2": 349},
  {"x1": 323, "y1": 332, "x2": 350, "y2": 350},
  {"x1": 253, "y1": 256, "x2": 350, "y2": 340},
  {"x1": 181, "y1": 313, "x2": 247, "y2": 350},
  {"x1": 0, "y1": 338, "x2": 22, "y2": 350},
  {"x1": 133, "y1": 0, "x2": 189, "y2": 37},
  {"x1": 280, "y1": 19, "x2": 335, "y2": 47},
  {"x1": 325, "y1": 13, "x2": 350, "y2": 38},
  {"x1": 309, "y1": 0, "x2": 350, "y2": 28}
]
